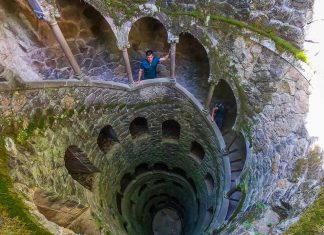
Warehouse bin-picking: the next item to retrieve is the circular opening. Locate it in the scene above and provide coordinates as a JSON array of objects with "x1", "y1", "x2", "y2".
[
  {"x1": 97, "y1": 125, "x2": 119, "y2": 153},
  {"x1": 152, "y1": 208, "x2": 182, "y2": 235},
  {"x1": 190, "y1": 141, "x2": 205, "y2": 163},
  {"x1": 162, "y1": 120, "x2": 181, "y2": 140},
  {"x1": 130, "y1": 117, "x2": 149, "y2": 138}
]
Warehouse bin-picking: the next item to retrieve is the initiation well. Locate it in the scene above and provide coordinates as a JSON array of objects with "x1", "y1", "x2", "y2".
[{"x1": 0, "y1": 0, "x2": 323, "y2": 235}]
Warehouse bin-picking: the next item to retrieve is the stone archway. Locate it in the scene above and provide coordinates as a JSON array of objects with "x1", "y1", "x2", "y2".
[
  {"x1": 0, "y1": 0, "x2": 123, "y2": 81},
  {"x1": 176, "y1": 32, "x2": 210, "y2": 103},
  {"x1": 212, "y1": 79, "x2": 238, "y2": 132},
  {"x1": 128, "y1": 17, "x2": 170, "y2": 79}
]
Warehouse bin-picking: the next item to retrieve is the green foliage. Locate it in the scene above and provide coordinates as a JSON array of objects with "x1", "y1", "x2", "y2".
[
  {"x1": 227, "y1": 183, "x2": 248, "y2": 222},
  {"x1": 0, "y1": 138, "x2": 52, "y2": 235},
  {"x1": 292, "y1": 158, "x2": 307, "y2": 182},
  {"x1": 243, "y1": 221, "x2": 253, "y2": 229},
  {"x1": 285, "y1": 187, "x2": 324, "y2": 235},
  {"x1": 0, "y1": 211, "x2": 32, "y2": 235},
  {"x1": 307, "y1": 145, "x2": 324, "y2": 179},
  {"x1": 244, "y1": 201, "x2": 266, "y2": 223},
  {"x1": 102, "y1": 0, "x2": 146, "y2": 21},
  {"x1": 104, "y1": 0, "x2": 112, "y2": 5},
  {"x1": 256, "y1": 202, "x2": 266, "y2": 210},
  {"x1": 212, "y1": 14, "x2": 307, "y2": 63}
]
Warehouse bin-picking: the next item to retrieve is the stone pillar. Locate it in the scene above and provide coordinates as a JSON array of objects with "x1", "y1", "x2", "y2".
[
  {"x1": 168, "y1": 36, "x2": 179, "y2": 82},
  {"x1": 120, "y1": 44, "x2": 134, "y2": 86},
  {"x1": 49, "y1": 20, "x2": 82, "y2": 77},
  {"x1": 204, "y1": 80, "x2": 216, "y2": 111},
  {"x1": 27, "y1": 0, "x2": 82, "y2": 79}
]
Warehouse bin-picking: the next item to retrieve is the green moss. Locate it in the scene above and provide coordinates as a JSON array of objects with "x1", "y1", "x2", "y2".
[
  {"x1": 102, "y1": 0, "x2": 146, "y2": 23},
  {"x1": 163, "y1": 8, "x2": 308, "y2": 63},
  {"x1": 292, "y1": 158, "x2": 307, "y2": 182},
  {"x1": 307, "y1": 146, "x2": 323, "y2": 179},
  {"x1": 231, "y1": 76, "x2": 253, "y2": 144},
  {"x1": 214, "y1": 183, "x2": 249, "y2": 234},
  {"x1": 0, "y1": 138, "x2": 52, "y2": 235},
  {"x1": 285, "y1": 187, "x2": 324, "y2": 235},
  {"x1": 228, "y1": 183, "x2": 248, "y2": 221},
  {"x1": 102, "y1": 1, "x2": 307, "y2": 62},
  {"x1": 132, "y1": 99, "x2": 174, "y2": 111},
  {"x1": 12, "y1": 115, "x2": 49, "y2": 145},
  {"x1": 0, "y1": 210, "x2": 32, "y2": 235},
  {"x1": 223, "y1": 200, "x2": 266, "y2": 234},
  {"x1": 0, "y1": 106, "x2": 91, "y2": 234}
]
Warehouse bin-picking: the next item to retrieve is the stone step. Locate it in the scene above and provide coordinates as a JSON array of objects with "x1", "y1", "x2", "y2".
[{"x1": 230, "y1": 160, "x2": 244, "y2": 171}]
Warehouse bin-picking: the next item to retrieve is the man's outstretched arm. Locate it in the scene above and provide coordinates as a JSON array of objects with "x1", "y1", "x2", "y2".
[
  {"x1": 160, "y1": 51, "x2": 170, "y2": 62},
  {"x1": 137, "y1": 69, "x2": 143, "y2": 84},
  {"x1": 211, "y1": 107, "x2": 218, "y2": 122}
]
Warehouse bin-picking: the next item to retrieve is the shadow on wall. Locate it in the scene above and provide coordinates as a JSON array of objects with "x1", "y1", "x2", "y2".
[
  {"x1": 129, "y1": 17, "x2": 170, "y2": 80},
  {"x1": 1, "y1": 0, "x2": 126, "y2": 82}
]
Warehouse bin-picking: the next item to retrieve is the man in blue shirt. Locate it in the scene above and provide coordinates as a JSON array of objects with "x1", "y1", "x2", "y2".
[
  {"x1": 212, "y1": 103, "x2": 225, "y2": 129},
  {"x1": 137, "y1": 49, "x2": 170, "y2": 84}
]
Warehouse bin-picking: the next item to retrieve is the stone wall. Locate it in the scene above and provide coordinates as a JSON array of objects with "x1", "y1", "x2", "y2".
[
  {"x1": 0, "y1": 81, "x2": 229, "y2": 235},
  {"x1": 220, "y1": 35, "x2": 322, "y2": 233},
  {"x1": 0, "y1": 0, "x2": 323, "y2": 234},
  {"x1": 159, "y1": 0, "x2": 314, "y2": 48},
  {"x1": 0, "y1": 0, "x2": 126, "y2": 82}
]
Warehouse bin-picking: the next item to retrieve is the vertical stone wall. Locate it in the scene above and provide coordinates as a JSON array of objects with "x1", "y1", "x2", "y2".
[
  {"x1": 0, "y1": 0, "x2": 322, "y2": 234},
  {"x1": 0, "y1": 0, "x2": 127, "y2": 82},
  {"x1": 159, "y1": 0, "x2": 314, "y2": 48},
  {"x1": 0, "y1": 83, "x2": 228, "y2": 235}
]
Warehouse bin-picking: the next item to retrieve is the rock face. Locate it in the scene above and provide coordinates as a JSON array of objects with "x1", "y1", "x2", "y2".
[
  {"x1": 0, "y1": 0, "x2": 323, "y2": 235},
  {"x1": 33, "y1": 189, "x2": 100, "y2": 234}
]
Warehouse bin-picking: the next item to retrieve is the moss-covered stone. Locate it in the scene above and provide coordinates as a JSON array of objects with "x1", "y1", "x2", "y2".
[
  {"x1": 0, "y1": 138, "x2": 52, "y2": 235},
  {"x1": 284, "y1": 187, "x2": 324, "y2": 235},
  {"x1": 291, "y1": 158, "x2": 307, "y2": 183},
  {"x1": 160, "y1": 7, "x2": 308, "y2": 63}
]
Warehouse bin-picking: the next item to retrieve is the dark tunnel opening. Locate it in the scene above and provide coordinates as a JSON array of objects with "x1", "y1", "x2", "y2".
[{"x1": 113, "y1": 157, "x2": 217, "y2": 235}]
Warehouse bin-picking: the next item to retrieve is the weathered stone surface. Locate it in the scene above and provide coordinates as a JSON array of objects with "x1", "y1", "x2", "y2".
[
  {"x1": 0, "y1": 83, "x2": 228, "y2": 234},
  {"x1": 0, "y1": 0, "x2": 322, "y2": 234}
]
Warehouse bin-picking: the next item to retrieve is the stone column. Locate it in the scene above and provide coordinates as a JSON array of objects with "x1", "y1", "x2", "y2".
[
  {"x1": 27, "y1": 0, "x2": 82, "y2": 79},
  {"x1": 168, "y1": 36, "x2": 179, "y2": 82},
  {"x1": 120, "y1": 44, "x2": 134, "y2": 86},
  {"x1": 204, "y1": 80, "x2": 216, "y2": 111},
  {"x1": 49, "y1": 20, "x2": 82, "y2": 77}
]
